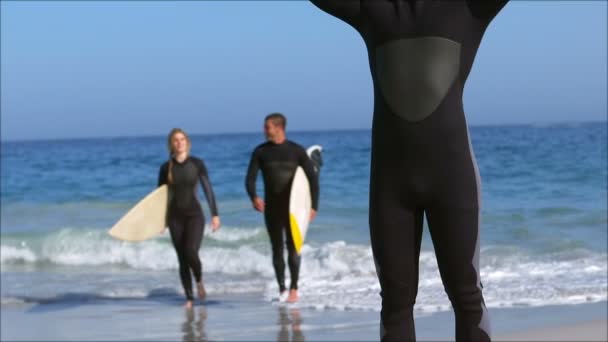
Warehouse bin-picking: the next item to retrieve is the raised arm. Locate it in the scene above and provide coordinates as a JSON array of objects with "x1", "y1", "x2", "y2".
[
  {"x1": 466, "y1": 0, "x2": 509, "y2": 23},
  {"x1": 196, "y1": 159, "x2": 219, "y2": 217},
  {"x1": 310, "y1": 0, "x2": 361, "y2": 29},
  {"x1": 298, "y1": 148, "x2": 320, "y2": 211},
  {"x1": 245, "y1": 148, "x2": 261, "y2": 201}
]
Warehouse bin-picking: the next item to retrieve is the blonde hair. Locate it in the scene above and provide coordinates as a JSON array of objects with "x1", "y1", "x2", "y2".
[{"x1": 166, "y1": 128, "x2": 192, "y2": 184}]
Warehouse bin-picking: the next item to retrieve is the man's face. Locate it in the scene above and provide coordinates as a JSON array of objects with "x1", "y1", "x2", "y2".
[{"x1": 264, "y1": 120, "x2": 282, "y2": 141}]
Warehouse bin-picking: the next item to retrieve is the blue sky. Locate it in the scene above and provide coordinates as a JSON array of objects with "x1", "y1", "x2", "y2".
[{"x1": 1, "y1": 1, "x2": 606, "y2": 141}]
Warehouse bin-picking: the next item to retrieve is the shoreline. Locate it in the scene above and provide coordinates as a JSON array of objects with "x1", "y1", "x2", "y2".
[{"x1": 1, "y1": 291, "x2": 605, "y2": 341}]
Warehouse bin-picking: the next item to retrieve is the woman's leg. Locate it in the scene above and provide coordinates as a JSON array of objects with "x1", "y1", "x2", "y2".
[
  {"x1": 169, "y1": 215, "x2": 194, "y2": 303},
  {"x1": 183, "y1": 215, "x2": 206, "y2": 299}
]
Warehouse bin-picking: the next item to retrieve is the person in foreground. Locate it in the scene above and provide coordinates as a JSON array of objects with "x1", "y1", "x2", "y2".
[
  {"x1": 245, "y1": 113, "x2": 319, "y2": 303},
  {"x1": 310, "y1": 0, "x2": 509, "y2": 341},
  {"x1": 158, "y1": 128, "x2": 221, "y2": 309}
]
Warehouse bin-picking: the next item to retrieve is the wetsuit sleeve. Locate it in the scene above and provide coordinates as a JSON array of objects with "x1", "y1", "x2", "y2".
[
  {"x1": 196, "y1": 159, "x2": 219, "y2": 217},
  {"x1": 466, "y1": 0, "x2": 509, "y2": 23},
  {"x1": 158, "y1": 163, "x2": 168, "y2": 187},
  {"x1": 298, "y1": 147, "x2": 320, "y2": 211},
  {"x1": 245, "y1": 148, "x2": 261, "y2": 201},
  {"x1": 310, "y1": 0, "x2": 361, "y2": 29}
]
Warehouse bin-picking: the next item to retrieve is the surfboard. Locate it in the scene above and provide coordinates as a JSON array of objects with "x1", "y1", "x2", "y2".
[
  {"x1": 108, "y1": 185, "x2": 169, "y2": 241},
  {"x1": 289, "y1": 145, "x2": 323, "y2": 254}
]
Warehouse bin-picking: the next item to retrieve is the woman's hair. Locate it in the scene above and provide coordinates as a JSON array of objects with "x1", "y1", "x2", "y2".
[{"x1": 166, "y1": 128, "x2": 192, "y2": 184}]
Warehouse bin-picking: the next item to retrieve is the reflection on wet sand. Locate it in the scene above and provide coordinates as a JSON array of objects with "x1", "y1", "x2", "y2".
[
  {"x1": 182, "y1": 306, "x2": 207, "y2": 342},
  {"x1": 278, "y1": 306, "x2": 305, "y2": 342}
]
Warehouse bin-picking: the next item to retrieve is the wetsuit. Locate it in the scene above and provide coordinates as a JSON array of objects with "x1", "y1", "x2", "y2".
[
  {"x1": 310, "y1": 1, "x2": 508, "y2": 341},
  {"x1": 245, "y1": 140, "x2": 319, "y2": 292},
  {"x1": 158, "y1": 156, "x2": 219, "y2": 301}
]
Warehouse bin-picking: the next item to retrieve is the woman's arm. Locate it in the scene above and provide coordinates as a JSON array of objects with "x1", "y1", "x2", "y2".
[
  {"x1": 158, "y1": 163, "x2": 168, "y2": 187},
  {"x1": 196, "y1": 159, "x2": 219, "y2": 218}
]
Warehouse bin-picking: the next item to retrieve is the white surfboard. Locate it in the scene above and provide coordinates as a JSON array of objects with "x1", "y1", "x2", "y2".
[
  {"x1": 108, "y1": 185, "x2": 169, "y2": 241},
  {"x1": 289, "y1": 145, "x2": 323, "y2": 254}
]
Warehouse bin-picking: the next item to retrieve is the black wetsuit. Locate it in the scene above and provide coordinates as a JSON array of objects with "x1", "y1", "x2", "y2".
[
  {"x1": 245, "y1": 140, "x2": 319, "y2": 292},
  {"x1": 310, "y1": 1, "x2": 508, "y2": 341},
  {"x1": 158, "y1": 156, "x2": 219, "y2": 301}
]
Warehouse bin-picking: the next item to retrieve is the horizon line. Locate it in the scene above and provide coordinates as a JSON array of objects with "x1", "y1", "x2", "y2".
[{"x1": 1, "y1": 119, "x2": 606, "y2": 144}]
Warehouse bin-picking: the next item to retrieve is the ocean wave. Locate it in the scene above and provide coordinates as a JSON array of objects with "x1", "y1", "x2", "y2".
[{"x1": 1, "y1": 227, "x2": 606, "y2": 313}]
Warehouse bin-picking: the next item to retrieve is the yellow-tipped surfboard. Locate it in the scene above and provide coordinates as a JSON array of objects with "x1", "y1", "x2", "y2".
[
  {"x1": 108, "y1": 185, "x2": 169, "y2": 241},
  {"x1": 289, "y1": 145, "x2": 322, "y2": 254}
]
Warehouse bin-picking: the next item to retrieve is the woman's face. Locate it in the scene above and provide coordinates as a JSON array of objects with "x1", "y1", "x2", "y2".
[{"x1": 171, "y1": 132, "x2": 189, "y2": 155}]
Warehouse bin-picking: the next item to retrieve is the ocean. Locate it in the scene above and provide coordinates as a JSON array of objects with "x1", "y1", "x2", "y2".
[{"x1": 1, "y1": 122, "x2": 606, "y2": 315}]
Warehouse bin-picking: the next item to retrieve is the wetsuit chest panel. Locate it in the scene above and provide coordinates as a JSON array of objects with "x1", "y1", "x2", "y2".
[
  {"x1": 375, "y1": 36, "x2": 461, "y2": 122},
  {"x1": 171, "y1": 160, "x2": 200, "y2": 211},
  {"x1": 262, "y1": 161, "x2": 298, "y2": 196}
]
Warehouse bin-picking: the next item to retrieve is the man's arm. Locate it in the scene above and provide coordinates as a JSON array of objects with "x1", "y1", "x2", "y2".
[
  {"x1": 298, "y1": 148, "x2": 320, "y2": 211},
  {"x1": 466, "y1": 0, "x2": 509, "y2": 23},
  {"x1": 310, "y1": 0, "x2": 361, "y2": 29},
  {"x1": 245, "y1": 149, "x2": 260, "y2": 201}
]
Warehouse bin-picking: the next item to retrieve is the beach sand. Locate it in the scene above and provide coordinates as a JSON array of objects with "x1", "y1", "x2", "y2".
[
  {"x1": 1, "y1": 291, "x2": 606, "y2": 341},
  {"x1": 497, "y1": 319, "x2": 607, "y2": 341}
]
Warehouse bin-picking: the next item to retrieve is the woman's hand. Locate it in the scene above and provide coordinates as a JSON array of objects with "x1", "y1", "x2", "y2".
[{"x1": 211, "y1": 216, "x2": 221, "y2": 232}]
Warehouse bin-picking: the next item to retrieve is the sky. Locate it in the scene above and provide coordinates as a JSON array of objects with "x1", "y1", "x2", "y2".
[{"x1": 1, "y1": 1, "x2": 606, "y2": 141}]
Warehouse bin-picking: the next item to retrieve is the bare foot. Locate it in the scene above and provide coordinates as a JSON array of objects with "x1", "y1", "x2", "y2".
[
  {"x1": 184, "y1": 300, "x2": 193, "y2": 310},
  {"x1": 197, "y1": 282, "x2": 206, "y2": 301},
  {"x1": 287, "y1": 289, "x2": 298, "y2": 303},
  {"x1": 279, "y1": 290, "x2": 289, "y2": 302}
]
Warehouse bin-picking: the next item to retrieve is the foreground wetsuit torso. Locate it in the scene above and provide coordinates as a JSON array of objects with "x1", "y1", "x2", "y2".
[
  {"x1": 245, "y1": 140, "x2": 319, "y2": 292},
  {"x1": 310, "y1": 1, "x2": 508, "y2": 341},
  {"x1": 158, "y1": 156, "x2": 219, "y2": 300}
]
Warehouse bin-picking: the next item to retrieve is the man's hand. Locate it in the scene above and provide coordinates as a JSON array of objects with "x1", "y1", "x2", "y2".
[
  {"x1": 309, "y1": 209, "x2": 317, "y2": 222},
  {"x1": 211, "y1": 216, "x2": 221, "y2": 232},
  {"x1": 253, "y1": 197, "x2": 265, "y2": 213}
]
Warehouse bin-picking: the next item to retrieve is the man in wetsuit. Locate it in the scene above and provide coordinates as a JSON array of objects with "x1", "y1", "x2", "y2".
[
  {"x1": 245, "y1": 113, "x2": 320, "y2": 303},
  {"x1": 309, "y1": 1, "x2": 508, "y2": 341}
]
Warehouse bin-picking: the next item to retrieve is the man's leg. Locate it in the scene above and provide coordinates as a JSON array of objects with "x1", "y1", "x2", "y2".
[
  {"x1": 284, "y1": 215, "x2": 302, "y2": 302},
  {"x1": 370, "y1": 176, "x2": 424, "y2": 341},
  {"x1": 426, "y1": 207, "x2": 490, "y2": 342},
  {"x1": 265, "y1": 207, "x2": 287, "y2": 293}
]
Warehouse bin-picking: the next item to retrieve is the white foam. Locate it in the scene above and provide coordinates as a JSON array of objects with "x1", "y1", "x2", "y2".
[
  {"x1": 205, "y1": 227, "x2": 264, "y2": 242},
  {"x1": 1, "y1": 227, "x2": 606, "y2": 313},
  {"x1": 1, "y1": 297, "x2": 26, "y2": 305},
  {"x1": 0, "y1": 245, "x2": 37, "y2": 263}
]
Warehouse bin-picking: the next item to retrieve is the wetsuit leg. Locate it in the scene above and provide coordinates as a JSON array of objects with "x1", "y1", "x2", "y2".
[
  {"x1": 265, "y1": 206, "x2": 287, "y2": 293},
  {"x1": 183, "y1": 215, "x2": 205, "y2": 284},
  {"x1": 369, "y1": 177, "x2": 424, "y2": 341},
  {"x1": 265, "y1": 199, "x2": 302, "y2": 292},
  {"x1": 426, "y1": 207, "x2": 490, "y2": 341},
  {"x1": 284, "y1": 217, "x2": 301, "y2": 290},
  {"x1": 169, "y1": 215, "x2": 194, "y2": 300}
]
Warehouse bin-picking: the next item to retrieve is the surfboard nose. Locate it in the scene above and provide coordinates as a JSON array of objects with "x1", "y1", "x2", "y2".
[{"x1": 306, "y1": 145, "x2": 323, "y2": 173}]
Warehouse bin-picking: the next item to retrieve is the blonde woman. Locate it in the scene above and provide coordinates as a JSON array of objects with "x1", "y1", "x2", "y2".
[{"x1": 158, "y1": 128, "x2": 221, "y2": 309}]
